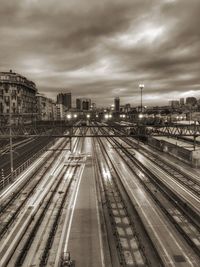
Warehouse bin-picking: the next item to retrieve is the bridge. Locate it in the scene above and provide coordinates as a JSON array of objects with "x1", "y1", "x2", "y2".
[{"x1": 0, "y1": 121, "x2": 200, "y2": 138}]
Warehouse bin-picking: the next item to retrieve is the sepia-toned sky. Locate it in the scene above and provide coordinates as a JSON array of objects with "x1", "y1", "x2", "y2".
[{"x1": 0, "y1": 0, "x2": 200, "y2": 107}]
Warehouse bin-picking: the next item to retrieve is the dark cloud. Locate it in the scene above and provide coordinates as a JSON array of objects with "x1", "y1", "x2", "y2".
[{"x1": 0, "y1": 0, "x2": 200, "y2": 106}]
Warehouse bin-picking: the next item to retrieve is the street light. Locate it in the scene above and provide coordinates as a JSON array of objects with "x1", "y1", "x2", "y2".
[
  {"x1": 139, "y1": 84, "x2": 144, "y2": 113},
  {"x1": 138, "y1": 113, "x2": 144, "y2": 119},
  {"x1": 67, "y1": 114, "x2": 72, "y2": 120}
]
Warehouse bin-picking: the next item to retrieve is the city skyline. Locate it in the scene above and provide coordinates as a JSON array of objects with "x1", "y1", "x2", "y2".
[{"x1": 0, "y1": 0, "x2": 200, "y2": 106}]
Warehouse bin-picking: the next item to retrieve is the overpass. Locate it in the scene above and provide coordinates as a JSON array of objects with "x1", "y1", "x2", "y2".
[{"x1": 0, "y1": 121, "x2": 200, "y2": 138}]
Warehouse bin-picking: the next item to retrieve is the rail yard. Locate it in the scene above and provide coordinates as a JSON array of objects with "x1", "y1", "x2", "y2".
[{"x1": 0, "y1": 122, "x2": 200, "y2": 267}]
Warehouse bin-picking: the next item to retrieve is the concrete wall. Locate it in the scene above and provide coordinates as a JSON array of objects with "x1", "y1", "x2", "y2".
[{"x1": 148, "y1": 136, "x2": 200, "y2": 167}]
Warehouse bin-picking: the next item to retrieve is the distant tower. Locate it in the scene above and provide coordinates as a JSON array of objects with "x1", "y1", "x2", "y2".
[
  {"x1": 76, "y1": 98, "x2": 81, "y2": 110},
  {"x1": 114, "y1": 97, "x2": 120, "y2": 112},
  {"x1": 76, "y1": 98, "x2": 91, "y2": 110},
  {"x1": 180, "y1": 98, "x2": 184, "y2": 106},
  {"x1": 57, "y1": 92, "x2": 71, "y2": 109}
]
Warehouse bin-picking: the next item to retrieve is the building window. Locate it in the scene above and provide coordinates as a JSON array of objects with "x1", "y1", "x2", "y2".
[
  {"x1": 5, "y1": 84, "x2": 9, "y2": 93},
  {"x1": 4, "y1": 96, "x2": 10, "y2": 103},
  {"x1": 0, "y1": 103, "x2": 3, "y2": 113}
]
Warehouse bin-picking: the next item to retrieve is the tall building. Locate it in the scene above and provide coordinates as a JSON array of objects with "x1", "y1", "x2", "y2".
[
  {"x1": 57, "y1": 92, "x2": 71, "y2": 110},
  {"x1": 56, "y1": 104, "x2": 66, "y2": 120},
  {"x1": 180, "y1": 98, "x2": 184, "y2": 106},
  {"x1": 114, "y1": 97, "x2": 120, "y2": 112},
  {"x1": 0, "y1": 70, "x2": 37, "y2": 124},
  {"x1": 91, "y1": 102, "x2": 96, "y2": 110},
  {"x1": 76, "y1": 98, "x2": 91, "y2": 110},
  {"x1": 186, "y1": 97, "x2": 197, "y2": 106},
  {"x1": 124, "y1": 103, "x2": 131, "y2": 113},
  {"x1": 36, "y1": 94, "x2": 55, "y2": 120},
  {"x1": 169, "y1": 100, "x2": 179, "y2": 109}
]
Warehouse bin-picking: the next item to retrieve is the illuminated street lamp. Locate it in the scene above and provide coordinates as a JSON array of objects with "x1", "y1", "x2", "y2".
[
  {"x1": 139, "y1": 113, "x2": 144, "y2": 119},
  {"x1": 105, "y1": 114, "x2": 112, "y2": 119},
  {"x1": 86, "y1": 114, "x2": 90, "y2": 119},
  {"x1": 139, "y1": 84, "x2": 144, "y2": 113},
  {"x1": 67, "y1": 114, "x2": 72, "y2": 120},
  {"x1": 73, "y1": 114, "x2": 77, "y2": 118}
]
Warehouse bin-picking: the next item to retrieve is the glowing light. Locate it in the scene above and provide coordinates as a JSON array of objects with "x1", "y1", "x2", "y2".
[
  {"x1": 139, "y1": 84, "x2": 144, "y2": 90},
  {"x1": 120, "y1": 114, "x2": 126, "y2": 118},
  {"x1": 139, "y1": 114, "x2": 144, "y2": 119}
]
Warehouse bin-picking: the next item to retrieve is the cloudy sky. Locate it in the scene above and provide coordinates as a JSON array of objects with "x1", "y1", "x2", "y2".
[{"x1": 0, "y1": 0, "x2": 200, "y2": 107}]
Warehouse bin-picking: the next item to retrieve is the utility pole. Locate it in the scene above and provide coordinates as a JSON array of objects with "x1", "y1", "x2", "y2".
[
  {"x1": 139, "y1": 84, "x2": 144, "y2": 113},
  {"x1": 138, "y1": 84, "x2": 144, "y2": 148},
  {"x1": 193, "y1": 120, "x2": 197, "y2": 151},
  {"x1": 9, "y1": 88, "x2": 14, "y2": 181}
]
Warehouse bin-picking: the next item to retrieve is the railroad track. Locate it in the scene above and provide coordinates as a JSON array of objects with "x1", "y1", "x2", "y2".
[
  {"x1": 107, "y1": 136, "x2": 200, "y2": 259},
  {"x1": 94, "y1": 137, "x2": 161, "y2": 267},
  {"x1": 15, "y1": 165, "x2": 77, "y2": 267},
  {"x1": 0, "y1": 137, "x2": 54, "y2": 177},
  {"x1": 0, "y1": 137, "x2": 25, "y2": 153},
  {"x1": 0, "y1": 138, "x2": 70, "y2": 239},
  {"x1": 0, "y1": 138, "x2": 83, "y2": 267},
  {"x1": 124, "y1": 137, "x2": 200, "y2": 197},
  {"x1": 0, "y1": 137, "x2": 34, "y2": 155},
  {"x1": 39, "y1": 164, "x2": 80, "y2": 267},
  {"x1": 100, "y1": 127, "x2": 200, "y2": 222}
]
